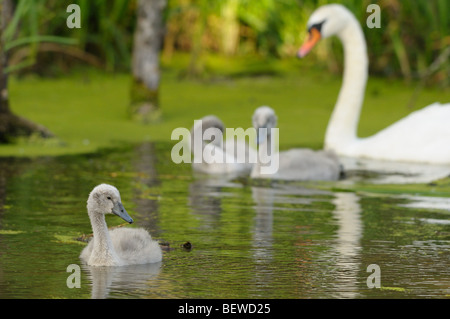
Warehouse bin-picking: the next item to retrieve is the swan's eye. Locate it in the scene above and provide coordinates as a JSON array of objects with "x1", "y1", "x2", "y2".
[{"x1": 308, "y1": 20, "x2": 326, "y2": 33}]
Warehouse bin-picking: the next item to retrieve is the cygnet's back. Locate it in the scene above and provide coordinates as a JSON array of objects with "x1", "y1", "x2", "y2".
[
  {"x1": 251, "y1": 106, "x2": 343, "y2": 181},
  {"x1": 276, "y1": 148, "x2": 342, "y2": 181},
  {"x1": 190, "y1": 115, "x2": 256, "y2": 175},
  {"x1": 109, "y1": 228, "x2": 162, "y2": 265}
]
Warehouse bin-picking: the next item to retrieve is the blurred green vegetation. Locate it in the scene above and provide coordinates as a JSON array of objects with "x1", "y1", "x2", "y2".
[
  {"x1": 1, "y1": 0, "x2": 449, "y2": 156},
  {"x1": 2, "y1": 56, "x2": 448, "y2": 157},
  {"x1": 5, "y1": 0, "x2": 449, "y2": 86}
]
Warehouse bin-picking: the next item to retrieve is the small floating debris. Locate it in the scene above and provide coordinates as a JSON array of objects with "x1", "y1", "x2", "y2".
[
  {"x1": 158, "y1": 240, "x2": 193, "y2": 251},
  {"x1": 182, "y1": 241, "x2": 192, "y2": 251},
  {"x1": 159, "y1": 240, "x2": 172, "y2": 252},
  {"x1": 76, "y1": 233, "x2": 92, "y2": 243}
]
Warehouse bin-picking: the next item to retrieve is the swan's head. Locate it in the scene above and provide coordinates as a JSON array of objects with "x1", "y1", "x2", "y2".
[
  {"x1": 297, "y1": 4, "x2": 354, "y2": 58},
  {"x1": 87, "y1": 184, "x2": 133, "y2": 224},
  {"x1": 190, "y1": 115, "x2": 225, "y2": 149},
  {"x1": 252, "y1": 106, "x2": 277, "y2": 144}
]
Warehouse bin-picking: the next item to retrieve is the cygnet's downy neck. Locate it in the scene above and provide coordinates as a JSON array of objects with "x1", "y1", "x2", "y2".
[
  {"x1": 88, "y1": 208, "x2": 120, "y2": 264},
  {"x1": 252, "y1": 129, "x2": 279, "y2": 176},
  {"x1": 324, "y1": 15, "x2": 368, "y2": 150}
]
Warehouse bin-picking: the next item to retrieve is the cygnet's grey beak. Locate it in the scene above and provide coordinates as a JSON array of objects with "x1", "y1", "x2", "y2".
[
  {"x1": 112, "y1": 202, "x2": 133, "y2": 224},
  {"x1": 256, "y1": 127, "x2": 268, "y2": 145}
]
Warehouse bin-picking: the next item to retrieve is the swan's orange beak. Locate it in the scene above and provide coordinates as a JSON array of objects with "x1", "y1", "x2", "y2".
[{"x1": 297, "y1": 27, "x2": 321, "y2": 58}]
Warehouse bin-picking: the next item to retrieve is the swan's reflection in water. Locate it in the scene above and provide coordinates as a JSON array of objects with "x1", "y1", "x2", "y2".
[
  {"x1": 398, "y1": 194, "x2": 450, "y2": 211},
  {"x1": 250, "y1": 184, "x2": 363, "y2": 298},
  {"x1": 341, "y1": 156, "x2": 450, "y2": 184},
  {"x1": 331, "y1": 192, "x2": 362, "y2": 298},
  {"x1": 82, "y1": 262, "x2": 162, "y2": 299}
]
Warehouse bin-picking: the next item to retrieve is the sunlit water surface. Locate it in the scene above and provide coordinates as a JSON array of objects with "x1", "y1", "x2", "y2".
[{"x1": 0, "y1": 142, "x2": 449, "y2": 299}]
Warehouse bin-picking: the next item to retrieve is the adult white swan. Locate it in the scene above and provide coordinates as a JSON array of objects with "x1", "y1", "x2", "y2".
[
  {"x1": 251, "y1": 106, "x2": 343, "y2": 181},
  {"x1": 80, "y1": 184, "x2": 162, "y2": 266},
  {"x1": 298, "y1": 4, "x2": 450, "y2": 164}
]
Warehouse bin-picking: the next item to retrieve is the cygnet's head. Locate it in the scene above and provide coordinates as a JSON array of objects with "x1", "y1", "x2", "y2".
[
  {"x1": 190, "y1": 115, "x2": 225, "y2": 149},
  {"x1": 87, "y1": 184, "x2": 133, "y2": 224},
  {"x1": 252, "y1": 106, "x2": 277, "y2": 144},
  {"x1": 298, "y1": 4, "x2": 354, "y2": 58},
  {"x1": 252, "y1": 106, "x2": 277, "y2": 130}
]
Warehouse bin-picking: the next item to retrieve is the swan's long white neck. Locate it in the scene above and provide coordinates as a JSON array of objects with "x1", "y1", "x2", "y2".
[{"x1": 324, "y1": 16, "x2": 368, "y2": 150}]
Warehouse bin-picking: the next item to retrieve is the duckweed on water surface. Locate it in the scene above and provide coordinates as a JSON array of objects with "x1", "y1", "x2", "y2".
[{"x1": 3, "y1": 56, "x2": 449, "y2": 157}]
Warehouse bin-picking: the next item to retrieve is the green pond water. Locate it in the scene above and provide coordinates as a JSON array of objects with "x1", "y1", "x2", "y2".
[{"x1": 0, "y1": 142, "x2": 449, "y2": 299}]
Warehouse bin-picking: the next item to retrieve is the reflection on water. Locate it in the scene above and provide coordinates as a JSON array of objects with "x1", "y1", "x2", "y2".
[
  {"x1": 0, "y1": 142, "x2": 449, "y2": 299},
  {"x1": 251, "y1": 186, "x2": 275, "y2": 263},
  {"x1": 399, "y1": 194, "x2": 450, "y2": 211},
  {"x1": 341, "y1": 156, "x2": 450, "y2": 184},
  {"x1": 398, "y1": 195, "x2": 450, "y2": 227},
  {"x1": 82, "y1": 262, "x2": 162, "y2": 299},
  {"x1": 331, "y1": 192, "x2": 362, "y2": 298},
  {"x1": 188, "y1": 173, "x2": 244, "y2": 229},
  {"x1": 250, "y1": 187, "x2": 364, "y2": 298}
]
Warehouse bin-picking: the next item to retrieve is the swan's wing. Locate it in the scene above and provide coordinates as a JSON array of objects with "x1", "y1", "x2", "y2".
[{"x1": 354, "y1": 102, "x2": 450, "y2": 163}]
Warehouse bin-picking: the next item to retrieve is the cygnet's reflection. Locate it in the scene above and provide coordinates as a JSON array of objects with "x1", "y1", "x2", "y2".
[
  {"x1": 250, "y1": 184, "x2": 331, "y2": 262},
  {"x1": 188, "y1": 172, "x2": 244, "y2": 228},
  {"x1": 82, "y1": 262, "x2": 162, "y2": 299},
  {"x1": 251, "y1": 186, "x2": 275, "y2": 262}
]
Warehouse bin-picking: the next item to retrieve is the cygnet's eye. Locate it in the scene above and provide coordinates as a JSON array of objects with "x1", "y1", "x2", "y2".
[{"x1": 107, "y1": 196, "x2": 112, "y2": 200}]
